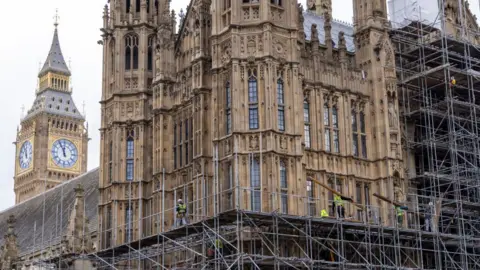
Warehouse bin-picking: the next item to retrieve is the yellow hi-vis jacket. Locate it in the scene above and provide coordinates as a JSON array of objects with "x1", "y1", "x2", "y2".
[
  {"x1": 334, "y1": 194, "x2": 343, "y2": 206},
  {"x1": 321, "y1": 209, "x2": 329, "y2": 217}
]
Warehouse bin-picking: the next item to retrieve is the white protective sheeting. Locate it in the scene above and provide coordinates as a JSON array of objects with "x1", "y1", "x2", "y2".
[{"x1": 388, "y1": 0, "x2": 441, "y2": 29}]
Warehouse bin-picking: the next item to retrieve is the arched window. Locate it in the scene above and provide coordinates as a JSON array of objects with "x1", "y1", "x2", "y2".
[
  {"x1": 110, "y1": 39, "x2": 115, "y2": 75},
  {"x1": 352, "y1": 109, "x2": 358, "y2": 157},
  {"x1": 304, "y1": 99, "x2": 311, "y2": 148},
  {"x1": 126, "y1": 0, "x2": 131, "y2": 13},
  {"x1": 248, "y1": 70, "x2": 259, "y2": 129},
  {"x1": 125, "y1": 34, "x2": 139, "y2": 70},
  {"x1": 226, "y1": 81, "x2": 232, "y2": 134},
  {"x1": 108, "y1": 141, "x2": 113, "y2": 183},
  {"x1": 126, "y1": 130, "x2": 134, "y2": 181},
  {"x1": 324, "y1": 104, "x2": 331, "y2": 152},
  {"x1": 332, "y1": 106, "x2": 339, "y2": 153},
  {"x1": 277, "y1": 78, "x2": 285, "y2": 131},
  {"x1": 360, "y1": 112, "x2": 367, "y2": 158},
  {"x1": 280, "y1": 160, "x2": 288, "y2": 213},
  {"x1": 147, "y1": 36, "x2": 154, "y2": 71},
  {"x1": 250, "y1": 157, "x2": 260, "y2": 211}
]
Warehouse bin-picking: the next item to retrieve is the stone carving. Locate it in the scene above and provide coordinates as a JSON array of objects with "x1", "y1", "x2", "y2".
[
  {"x1": 280, "y1": 136, "x2": 287, "y2": 150},
  {"x1": 388, "y1": 99, "x2": 397, "y2": 128},
  {"x1": 221, "y1": 41, "x2": 232, "y2": 65},
  {"x1": 249, "y1": 135, "x2": 259, "y2": 150},
  {"x1": 311, "y1": 24, "x2": 319, "y2": 41}
]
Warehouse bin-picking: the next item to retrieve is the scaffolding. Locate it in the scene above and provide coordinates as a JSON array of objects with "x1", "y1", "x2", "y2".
[{"x1": 11, "y1": 1, "x2": 480, "y2": 269}]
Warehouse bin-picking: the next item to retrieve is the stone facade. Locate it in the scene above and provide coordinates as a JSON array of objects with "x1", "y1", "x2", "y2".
[
  {"x1": 13, "y1": 23, "x2": 89, "y2": 204},
  {"x1": 98, "y1": 0, "x2": 405, "y2": 250}
]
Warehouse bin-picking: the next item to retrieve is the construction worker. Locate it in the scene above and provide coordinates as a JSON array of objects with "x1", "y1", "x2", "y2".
[
  {"x1": 395, "y1": 205, "x2": 404, "y2": 227},
  {"x1": 176, "y1": 199, "x2": 188, "y2": 227},
  {"x1": 333, "y1": 194, "x2": 345, "y2": 218},
  {"x1": 215, "y1": 238, "x2": 224, "y2": 257},
  {"x1": 425, "y1": 201, "x2": 435, "y2": 232},
  {"x1": 321, "y1": 209, "x2": 329, "y2": 218},
  {"x1": 450, "y1": 76, "x2": 456, "y2": 86}
]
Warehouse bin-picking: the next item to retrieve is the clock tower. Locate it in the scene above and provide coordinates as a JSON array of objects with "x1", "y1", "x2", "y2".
[{"x1": 13, "y1": 18, "x2": 88, "y2": 204}]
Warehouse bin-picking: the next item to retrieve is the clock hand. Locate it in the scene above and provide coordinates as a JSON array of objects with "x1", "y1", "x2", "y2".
[{"x1": 61, "y1": 142, "x2": 66, "y2": 157}]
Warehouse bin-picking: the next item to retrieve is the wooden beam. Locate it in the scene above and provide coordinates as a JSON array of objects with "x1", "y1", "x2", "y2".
[{"x1": 308, "y1": 177, "x2": 364, "y2": 210}]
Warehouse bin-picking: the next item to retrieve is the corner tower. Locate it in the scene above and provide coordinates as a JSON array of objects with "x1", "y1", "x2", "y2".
[
  {"x1": 14, "y1": 18, "x2": 88, "y2": 204},
  {"x1": 98, "y1": 0, "x2": 162, "y2": 249}
]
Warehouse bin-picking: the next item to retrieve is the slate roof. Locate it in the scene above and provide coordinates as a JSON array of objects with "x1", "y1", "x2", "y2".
[
  {"x1": 39, "y1": 27, "x2": 71, "y2": 77},
  {"x1": 303, "y1": 11, "x2": 356, "y2": 52},
  {"x1": 0, "y1": 168, "x2": 99, "y2": 256},
  {"x1": 23, "y1": 89, "x2": 84, "y2": 121}
]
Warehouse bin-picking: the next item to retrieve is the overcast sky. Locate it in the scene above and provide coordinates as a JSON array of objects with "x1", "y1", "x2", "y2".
[{"x1": 0, "y1": 0, "x2": 478, "y2": 211}]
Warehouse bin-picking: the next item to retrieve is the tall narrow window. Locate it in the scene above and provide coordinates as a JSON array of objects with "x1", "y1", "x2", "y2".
[
  {"x1": 248, "y1": 70, "x2": 259, "y2": 129},
  {"x1": 185, "y1": 119, "x2": 189, "y2": 164},
  {"x1": 352, "y1": 110, "x2": 359, "y2": 157},
  {"x1": 110, "y1": 40, "x2": 115, "y2": 76},
  {"x1": 280, "y1": 161, "x2": 288, "y2": 214},
  {"x1": 173, "y1": 124, "x2": 177, "y2": 169},
  {"x1": 125, "y1": 204, "x2": 133, "y2": 242},
  {"x1": 126, "y1": 130, "x2": 134, "y2": 181},
  {"x1": 277, "y1": 79, "x2": 285, "y2": 131},
  {"x1": 126, "y1": 0, "x2": 131, "y2": 13},
  {"x1": 360, "y1": 112, "x2": 367, "y2": 158},
  {"x1": 147, "y1": 0, "x2": 150, "y2": 13},
  {"x1": 136, "y1": 0, "x2": 141, "y2": 12},
  {"x1": 108, "y1": 141, "x2": 113, "y2": 183},
  {"x1": 226, "y1": 82, "x2": 232, "y2": 134},
  {"x1": 324, "y1": 104, "x2": 331, "y2": 152},
  {"x1": 307, "y1": 179, "x2": 315, "y2": 215},
  {"x1": 226, "y1": 163, "x2": 233, "y2": 210},
  {"x1": 250, "y1": 158, "x2": 261, "y2": 211},
  {"x1": 179, "y1": 122, "x2": 183, "y2": 167},
  {"x1": 304, "y1": 99, "x2": 311, "y2": 148},
  {"x1": 125, "y1": 35, "x2": 139, "y2": 71},
  {"x1": 147, "y1": 36, "x2": 154, "y2": 71},
  {"x1": 106, "y1": 205, "x2": 112, "y2": 248},
  {"x1": 332, "y1": 106, "x2": 340, "y2": 153}
]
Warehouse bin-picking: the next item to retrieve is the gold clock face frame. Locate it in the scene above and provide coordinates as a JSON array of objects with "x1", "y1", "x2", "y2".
[{"x1": 47, "y1": 135, "x2": 82, "y2": 173}]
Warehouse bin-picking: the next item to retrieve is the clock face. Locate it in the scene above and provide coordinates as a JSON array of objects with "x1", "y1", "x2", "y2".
[
  {"x1": 51, "y1": 139, "x2": 78, "y2": 168},
  {"x1": 19, "y1": 141, "x2": 33, "y2": 169}
]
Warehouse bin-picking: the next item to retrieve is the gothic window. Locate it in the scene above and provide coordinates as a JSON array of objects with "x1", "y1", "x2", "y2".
[
  {"x1": 271, "y1": 0, "x2": 282, "y2": 6},
  {"x1": 106, "y1": 205, "x2": 112, "y2": 248},
  {"x1": 147, "y1": 0, "x2": 150, "y2": 13},
  {"x1": 125, "y1": 34, "x2": 139, "y2": 70},
  {"x1": 355, "y1": 181, "x2": 371, "y2": 221},
  {"x1": 185, "y1": 119, "x2": 189, "y2": 164},
  {"x1": 126, "y1": 0, "x2": 131, "y2": 13},
  {"x1": 332, "y1": 106, "x2": 339, "y2": 153},
  {"x1": 126, "y1": 130, "x2": 134, "y2": 181},
  {"x1": 307, "y1": 179, "x2": 316, "y2": 215},
  {"x1": 147, "y1": 36, "x2": 154, "y2": 71},
  {"x1": 280, "y1": 160, "x2": 288, "y2": 214},
  {"x1": 328, "y1": 177, "x2": 342, "y2": 202},
  {"x1": 110, "y1": 40, "x2": 115, "y2": 76},
  {"x1": 304, "y1": 99, "x2": 311, "y2": 148},
  {"x1": 108, "y1": 141, "x2": 113, "y2": 183},
  {"x1": 248, "y1": 70, "x2": 259, "y2": 130},
  {"x1": 352, "y1": 109, "x2": 367, "y2": 158},
  {"x1": 352, "y1": 110, "x2": 359, "y2": 157},
  {"x1": 360, "y1": 112, "x2": 367, "y2": 158},
  {"x1": 226, "y1": 162, "x2": 233, "y2": 209},
  {"x1": 125, "y1": 204, "x2": 133, "y2": 242},
  {"x1": 277, "y1": 78, "x2": 285, "y2": 131},
  {"x1": 179, "y1": 121, "x2": 183, "y2": 167},
  {"x1": 136, "y1": 0, "x2": 141, "y2": 12},
  {"x1": 154, "y1": 0, "x2": 158, "y2": 14},
  {"x1": 226, "y1": 81, "x2": 232, "y2": 134},
  {"x1": 250, "y1": 157, "x2": 261, "y2": 211},
  {"x1": 173, "y1": 124, "x2": 177, "y2": 169},
  {"x1": 324, "y1": 104, "x2": 331, "y2": 152},
  {"x1": 223, "y1": 0, "x2": 232, "y2": 10}
]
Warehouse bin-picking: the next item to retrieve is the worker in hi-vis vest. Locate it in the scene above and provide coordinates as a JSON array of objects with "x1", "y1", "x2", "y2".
[
  {"x1": 333, "y1": 194, "x2": 345, "y2": 218},
  {"x1": 321, "y1": 209, "x2": 329, "y2": 218},
  {"x1": 395, "y1": 205, "x2": 405, "y2": 227},
  {"x1": 176, "y1": 199, "x2": 188, "y2": 227}
]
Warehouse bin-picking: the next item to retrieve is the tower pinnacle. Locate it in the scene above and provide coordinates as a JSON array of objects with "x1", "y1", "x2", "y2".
[{"x1": 53, "y1": 8, "x2": 60, "y2": 28}]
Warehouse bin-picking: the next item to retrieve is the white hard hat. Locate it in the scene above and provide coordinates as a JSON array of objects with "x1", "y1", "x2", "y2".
[
  {"x1": 178, "y1": 199, "x2": 183, "y2": 202},
  {"x1": 429, "y1": 202, "x2": 433, "y2": 206}
]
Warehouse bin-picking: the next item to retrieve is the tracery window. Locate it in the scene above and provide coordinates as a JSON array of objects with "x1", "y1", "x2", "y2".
[
  {"x1": 126, "y1": 130, "x2": 134, "y2": 181},
  {"x1": 125, "y1": 34, "x2": 139, "y2": 70},
  {"x1": 352, "y1": 109, "x2": 367, "y2": 158},
  {"x1": 324, "y1": 104, "x2": 331, "y2": 152},
  {"x1": 248, "y1": 69, "x2": 259, "y2": 129},
  {"x1": 250, "y1": 157, "x2": 261, "y2": 211},
  {"x1": 108, "y1": 141, "x2": 113, "y2": 183},
  {"x1": 147, "y1": 36, "x2": 154, "y2": 71},
  {"x1": 280, "y1": 160, "x2": 288, "y2": 214},
  {"x1": 277, "y1": 78, "x2": 285, "y2": 131},
  {"x1": 226, "y1": 81, "x2": 232, "y2": 134},
  {"x1": 304, "y1": 99, "x2": 311, "y2": 148}
]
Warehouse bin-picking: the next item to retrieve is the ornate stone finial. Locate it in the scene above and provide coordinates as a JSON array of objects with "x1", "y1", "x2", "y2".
[
  {"x1": 311, "y1": 24, "x2": 319, "y2": 42},
  {"x1": 53, "y1": 8, "x2": 60, "y2": 28},
  {"x1": 338, "y1": 31, "x2": 346, "y2": 48},
  {"x1": 6, "y1": 215, "x2": 15, "y2": 235},
  {"x1": 179, "y1": 9, "x2": 185, "y2": 24},
  {"x1": 74, "y1": 184, "x2": 84, "y2": 197}
]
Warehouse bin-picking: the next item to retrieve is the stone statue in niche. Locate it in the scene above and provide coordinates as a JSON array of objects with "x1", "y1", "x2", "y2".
[{"x1": 388, "y1": 98, "x2": 398, "y2": 128}]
